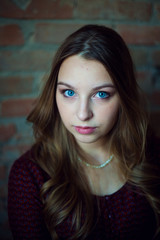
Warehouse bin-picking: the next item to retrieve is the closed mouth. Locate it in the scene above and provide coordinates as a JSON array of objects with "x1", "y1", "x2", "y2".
[{"x1": 74, "y1": 126, "x2": 96, "y2": 134}]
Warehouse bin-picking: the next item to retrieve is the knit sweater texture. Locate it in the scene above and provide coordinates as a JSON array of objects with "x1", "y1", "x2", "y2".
[{"x1": 8, "y1": 138, "x2": 160, "y2": 239}]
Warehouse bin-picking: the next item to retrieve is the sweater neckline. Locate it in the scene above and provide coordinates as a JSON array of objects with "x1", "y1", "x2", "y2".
[{"x1": 94, "y1": 182, "x2": 128, "y2": 199}]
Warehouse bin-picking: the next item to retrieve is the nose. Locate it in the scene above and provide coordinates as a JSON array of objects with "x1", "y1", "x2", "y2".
[{"x1": 76, "y1": 98, "x2": 93, "y2": 121}]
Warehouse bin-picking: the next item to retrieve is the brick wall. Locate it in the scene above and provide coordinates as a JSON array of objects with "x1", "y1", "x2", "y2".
[{"x1": 0, "y1": 0, "x2": 160, "y2": 239}]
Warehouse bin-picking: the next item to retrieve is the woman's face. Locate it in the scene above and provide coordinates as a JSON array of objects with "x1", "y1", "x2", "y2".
[{"x1": 56, "y1": 55, "x2": 120, "y2": 148}]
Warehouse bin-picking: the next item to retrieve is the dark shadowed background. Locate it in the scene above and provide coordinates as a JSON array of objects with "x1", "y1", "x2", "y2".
[{"x1": 0, "y1": 0, "x2": 160, "y2": 239}]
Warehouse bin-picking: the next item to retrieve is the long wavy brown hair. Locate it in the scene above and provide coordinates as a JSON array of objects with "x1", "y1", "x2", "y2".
[{"x1": 27, "y1": 25, "x2": 160, "y2": 239}]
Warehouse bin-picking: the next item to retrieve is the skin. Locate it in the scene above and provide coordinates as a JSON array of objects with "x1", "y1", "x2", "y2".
[
  {"x1": 56, "y1": 55, "x2": 119, "y2": 150},
  {"x1": 56, "y1": 55, "x2": 125, "y2": 195}
]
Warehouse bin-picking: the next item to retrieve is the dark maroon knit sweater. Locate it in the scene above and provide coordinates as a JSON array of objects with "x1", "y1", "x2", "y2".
[{"x1": 8, "y1": 138, "x2": 160, "y2": 240}]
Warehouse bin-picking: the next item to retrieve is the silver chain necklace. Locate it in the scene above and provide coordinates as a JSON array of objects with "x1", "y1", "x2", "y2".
[{"x1": 78, "y1": 155, "x2": 113, "y2": 169}]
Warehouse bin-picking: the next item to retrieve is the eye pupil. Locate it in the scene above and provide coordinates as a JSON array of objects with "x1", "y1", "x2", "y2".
[
  {"x1": 99, "y1": 92, "x2": 104, "y2": 97},
  {"x1": 68, "y1": 90, "x2": 74, "y2": 96}
]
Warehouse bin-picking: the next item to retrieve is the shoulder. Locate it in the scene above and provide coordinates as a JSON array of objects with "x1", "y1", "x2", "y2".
[
  {"x1": 8, "y1": 149, "x2": 49, "y2": 192},
  {"x1": 8, "y1": 150, "x2": 52, "y2": 239}
]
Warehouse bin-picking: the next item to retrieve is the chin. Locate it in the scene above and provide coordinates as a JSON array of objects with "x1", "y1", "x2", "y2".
[{"x1": 75, "y1": 136, "x2": 101, "y2": 144}]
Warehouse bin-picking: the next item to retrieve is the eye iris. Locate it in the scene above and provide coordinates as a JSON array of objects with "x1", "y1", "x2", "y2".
[
  {"x1": 99, "y1": 92, "x2": 107, "y2": 98},
  {"x1": 67, "y1": 90, "x2": 74, "y2": 96}
]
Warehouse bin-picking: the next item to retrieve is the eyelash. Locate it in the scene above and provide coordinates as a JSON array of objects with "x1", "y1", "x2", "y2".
[{"x1": 61, "y1": 89, "x2": 111, "y2": 99}]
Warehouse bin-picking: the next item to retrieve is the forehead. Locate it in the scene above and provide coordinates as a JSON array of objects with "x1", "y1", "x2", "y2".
[{"x1": 58, "y1": 55, "x2": 113, "y2": 85}]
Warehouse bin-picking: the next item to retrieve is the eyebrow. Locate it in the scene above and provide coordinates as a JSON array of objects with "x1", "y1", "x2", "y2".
[{"x1": 57, "y1": 82, "x2": 115, "y2": 90}]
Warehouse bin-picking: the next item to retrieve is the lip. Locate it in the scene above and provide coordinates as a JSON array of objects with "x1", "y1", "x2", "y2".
[{"x1": 74, "y1": 126, "x2": 96, "y2": 134}]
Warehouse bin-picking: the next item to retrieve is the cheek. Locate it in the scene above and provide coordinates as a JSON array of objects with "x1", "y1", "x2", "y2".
[
  {"x1": 98, "y1": 103, "x2": 119, "y2": 124},
  {"x1": 56, "y1": 99, "x2": 73, "y2": 124},
  {"x1": 110, "y1": 103, "x2": 119, "y2": 117}
]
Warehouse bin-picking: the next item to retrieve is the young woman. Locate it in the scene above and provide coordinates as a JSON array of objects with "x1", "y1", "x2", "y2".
[{"x1": 8, "y1": 25, "x2": 160, "y2": 240}]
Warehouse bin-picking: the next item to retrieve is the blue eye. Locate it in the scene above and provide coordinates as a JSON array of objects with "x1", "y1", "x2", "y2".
[
  {"x1": 96, "y1": 91, "x2": 109, "y2": 99},
  {"x1": 64, "y1": 89, "x2": 75, "y2": 97}
]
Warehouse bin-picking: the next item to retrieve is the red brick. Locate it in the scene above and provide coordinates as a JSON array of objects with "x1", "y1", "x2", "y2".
[
  {"x1": 0, "y1": 166, "x2": 7, "y2": 180},
  {"x1": 1, "y1": 98, "x2": 36, "y2": 117},
  {"x1": 0, "y1": 76, "x2": 34, "y2": 95},
  {"x1": 0, "y1": 24, "x2": 24, "y2": 46},
  {"x1": 75, "y1": 0, "x2": 151, "y2": 21},
  {"x1": 0, "y1": 50, "x2": 54, "y2": 71},
  {"x1": 0, "y1": 185, "x2": 7, "y2": 198},
  {"x1": 2, "y1": 145, "x2": 31, "y2": 157},
  {"x1": 114, "y1": 1, "x2": 151, "y2": 21},
  {"x1": 130, "y1": 48, "x2": 148, "y2": 67},
  {"x1": 0, "y1": 0, "x2": 73, "y2": 19},
  {"x1": 150, "y1": 111, "x2": 160, "y2": 137},
  {"x1": 150, "y1": 91, "x2": 160, "y2": 106},
  {"x1": 152, "y1": 50, "x2": 160, "y2": 65},
  {"x1": 136, "y1": 71, "x2": 152, "y2": 86},
  {"x1": 155, "y1": 3, "x2": 160, "y2": 20},
  {"x1": 1, "y1": 145, "x2": 30, "y2": 163},
  {"x1": 117, "y1": 25, "x2": 160, "y2": 45},
  {"x1": 0, "y1": 124, "x2": 17, "y2": 141},
  {"x1": 74, "y1": 0, "x2": 109, "y2": 19},
  {"x1": 35, "y1": 23, "x2": 83, "y2": 44}
]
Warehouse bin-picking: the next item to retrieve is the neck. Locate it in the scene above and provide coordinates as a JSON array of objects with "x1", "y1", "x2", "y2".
[
  {"x1": 77, "y1": 138, "x2": 109, "y2": 160},
  {"x1": 78, "y1": 146, "x2": 112, "y2": 167}
]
